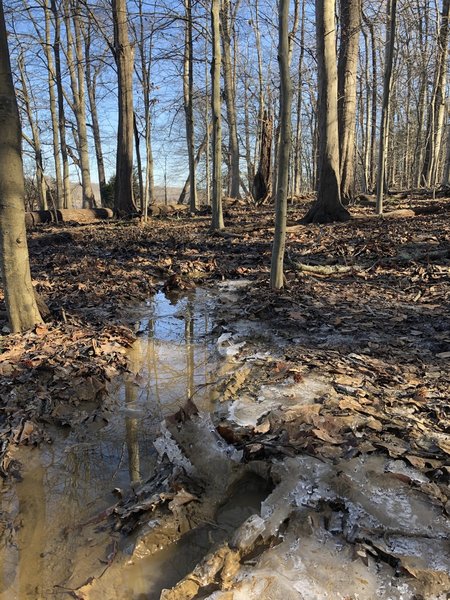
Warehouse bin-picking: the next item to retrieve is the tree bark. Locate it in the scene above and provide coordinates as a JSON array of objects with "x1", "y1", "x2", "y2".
[
  {"x1": 303, "y1": 0, "x2": 350, "y2": 223},
  {"x1": 0, "y1": 0, "x2": 42, "y2": 332},
  {"x1": 64, "y1": 0, "x2": 96, "y2": 209},
  {"x1": 220, "y1": 0, "x2": 240, "y2": 198},
  {"x1": 270, "y1": 0, "x2": 292, "y2": 289},
  {"x1": 183, "y1": 0, "x2": 198, "y2": 211},
  {"x1": 178, "y1": 126, "x2": 211, "y2": 205},
  {"x1": 51, "y1": 0, "x2": 72, "y2": 209},
  {"x1": 84, "y1": 23, "x2": 106, "y2": 202},
  {"x1": 252, "y1": 110, "x2": 273, "y2": 203},
  {"x1": 338, "y1": 0, "x2": 361, "y2": 202},
  {"x1": 211, "y1": 0, "x2": 224, "y2": 230},
  {"x1": 113, "y1": 0, "x2": 137, "y2": 216},
  {"x1": 421, "y1": 0, "x2": 450, "y2": 188},
  {"x1": 18, "y1": 54, "x2": 47, "y2": 209},
  {"x1": 376, "y1": 0, "x2": 397, "y2": 215},
  {"x1": 293, "y1": 0, "x2": 305, "y2": 194}
]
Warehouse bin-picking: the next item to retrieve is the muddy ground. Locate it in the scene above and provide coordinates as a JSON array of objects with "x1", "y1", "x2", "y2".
[{"x1": 0, "y1": 196, "x2": 449, "y2": 599}]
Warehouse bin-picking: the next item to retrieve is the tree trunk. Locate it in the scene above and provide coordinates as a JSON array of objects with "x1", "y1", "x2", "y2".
[
  {"x1": 51, "y1": 0, "x2": 72, "y2": 209},
  {"x1": 362, "y1": 12, "x2": 377, "y2": 192},
  {"x1": 303, "y1": 0, "x2": 350, "y2": 223},
  {"x1": 220, "y1": 0, "x2": 240, "y2": 198},
  {"x1": 0, "y1": 0, "x2": 42, "y2": 332},
  {"x1": 443, "y1": 109, "x2": 450, "y2": 186},
  {"x1": 211, "y1": 0, "x2": 224, "y2": 230},
  {"x1": 65, "y1": 0, "x2": 96, "y2": 208},
  {"x1": 178, "y1": 127, "x2": 211, "y2": 205},
  {"x1": 252, "y1": 110, "x2": 273, "y2": 203},
  {"x1": 113, "y1": 0, "x2": 137, "y2": 216},
  {"x1": 293, "y1": 0, "x2": 305, "y2": 194},
  {"x1": 270, "y1": 0, "x2": 292, "y2": 289},
  {"x1": 183, "y1": 0, "x2": 198, "y2": 211},
  {"x1": 376, "y1": 0, "x2": 397, "y2": 215},
  {"x1": 133, "y1": 114, "x2": 144, "y2": 210},
  {"x1": 136, "y1": 0, "x2": 155, "y2": 219},
  {"x1": 361, "y1": 26, "x2": 371, "y2": 192},
  {"x1": 421, "y1": 0, "x2": 450, "y2": 188},
  {"x1": 243, "y1": 70, "x2": 254, "y2": 197},
  {"x1": 18, "y1": 54, "x2": 47, "y2": 209},
  {"x1": 338, "y1": 0, "x2": 361, "y2": 202},
  {"x1": 41, "y1": 0, "x2": 62, "y2": 207},
  {"x1": 84, "y1": 23, "x2": 106, "y2": 203}
]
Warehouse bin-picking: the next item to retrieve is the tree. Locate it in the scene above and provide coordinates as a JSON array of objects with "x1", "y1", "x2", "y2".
[
  {"x1": 220, "y1": 0, "x2": 240, "y2": 198},
  {"x1": 183, "y1": 0, "x2": 198, "y2": 212},
  {"x1": 303, "y1": 0, "x2": 350, "y2": 223},
  {"x1": 421, "y1": 0, "x2": 450, "y2": 189},
  {"x1": 338, "y1": 0, "x2": 362, "y2": 202},
  {"x1": 270, "y1": 0, "x2": 292, "y2": 289},
  {"x1": 0, "y1": 0, "x2": 42, "y2": 332},
  {"x1": 376, "y1": 0, "x2": 397, "y2": 214},
  {"x1": 211, "y1": 0, "x2": 224, "y2": 230},
  {"x1": 64, "y1": 0, "x2": 96, "y2": 208},
  {"x1": 113, "y1": 0, "x2": 137, "y2": 216},
  {"x1": 84, "y1": 21, "x2": 107, "y2": 203},
  {"x1": 51, "y1": 0, "x2": 72, "y2": 209}
]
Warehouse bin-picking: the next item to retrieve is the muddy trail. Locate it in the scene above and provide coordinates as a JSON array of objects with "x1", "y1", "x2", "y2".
[{"x1": 0, "y1": 199, "x2": 449, "y2": 599}]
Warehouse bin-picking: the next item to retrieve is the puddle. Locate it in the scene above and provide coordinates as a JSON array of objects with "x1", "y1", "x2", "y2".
[{"x1": 0, "y1": 289, "x2": 223, "y2": 599}]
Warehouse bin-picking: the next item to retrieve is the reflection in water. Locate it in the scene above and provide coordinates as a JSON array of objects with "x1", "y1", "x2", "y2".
[{"x1": 0, "y1": 289, "x2": 218, "y2": 599}]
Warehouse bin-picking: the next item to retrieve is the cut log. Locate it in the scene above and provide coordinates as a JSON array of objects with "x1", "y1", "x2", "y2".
[
  {"x1": 25, "y1": 208, "x2": 113, "y2": 227},
  {"x1": 147, "y1": 204, "x2": 189, "y2": 217}
]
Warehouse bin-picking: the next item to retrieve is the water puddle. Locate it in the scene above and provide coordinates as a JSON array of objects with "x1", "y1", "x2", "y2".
[{"x1": 0, "y1": 289, "x2": 225, "y2": 599}]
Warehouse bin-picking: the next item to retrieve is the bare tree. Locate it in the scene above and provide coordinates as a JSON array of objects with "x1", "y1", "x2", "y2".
[
  {"x1": 220, "y1": 0, "x2": 240, "y2": 198},
  {"x1": 0, "y1": 0, "x2": 42, "y2": 331},
  {"x1": 421, "y1": 0, "x2": 450, "y2": 189},
  {"x1": 183, "y1": 0, "x2": 198, "y2": 211},
  {"x1": 113, "y1": 0, "x2": 137, "y2": 216},
  {"x1": 64, "y1": 0, "x2": 96, "y2": 208},
  {"x1": 17, "y1": 52, "x2": 47, "y2": 209},
  {"x1": 303, "y1": 0, "x2": 350, "y2": 223},
  {"x1": 270, "y1": 0, "x2": 292, "y2": 289},
  {"x1": 376, "y1": 0, "x2": 397, "y2": 214},
  {"x1": 84, "y1": 22, "x2": 107, "y2": 201},
  {"x1": 51, "y1": 0, "x2": 72, "y2": 209},
  {"x1": 338, "y1": 0, "x2": 361, "y2": 202},
  {"x1": 211, "y1": 0, "x2": 224, "y2": 230}
]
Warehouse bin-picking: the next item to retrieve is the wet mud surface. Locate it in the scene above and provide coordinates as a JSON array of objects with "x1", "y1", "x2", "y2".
[
  {"x1": 1, "y1": 284, "x2": 449, "y2": 599},
  {"x1": 0, "y1": 201, "x2": 449, "y2": 599}
]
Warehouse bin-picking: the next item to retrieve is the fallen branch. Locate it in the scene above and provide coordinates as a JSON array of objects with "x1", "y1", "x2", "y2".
[{"x1": 290, "y1": 262, "x2": 355, "y2": 275}]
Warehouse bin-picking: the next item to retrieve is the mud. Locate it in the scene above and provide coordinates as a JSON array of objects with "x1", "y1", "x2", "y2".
[{"x1": 1, "y1": 284, "x2": 449, "y2": 600}]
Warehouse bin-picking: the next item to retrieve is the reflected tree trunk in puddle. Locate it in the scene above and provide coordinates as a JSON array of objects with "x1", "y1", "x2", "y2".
[
  {"x1": 147, "y1": 315, "x2": 163, "y2": 414},
  {"x1": 185, "y1": 299, "x2": 195, "y2": 401},
  {"x1": 125, "y1": 343, "x2": 141, "y2": 485},
  {"x1": 16, "y1": 457, "x2": 46, "y2": 598}
]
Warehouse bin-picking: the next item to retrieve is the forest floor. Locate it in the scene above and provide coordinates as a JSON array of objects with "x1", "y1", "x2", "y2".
[{"x1": 0, "y1": 195, "x2": 450, "y2": 598}]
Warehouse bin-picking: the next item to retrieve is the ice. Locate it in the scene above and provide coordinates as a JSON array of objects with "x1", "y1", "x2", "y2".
[
  {"x1": 230, "y1": 515, "x2": 266, "y2": 552},
  {"x1": 194, "y1": 413, "x2": 243, "y2": 463},
  {"x1": 228, "y1": 395, "x2": 279, "y2": 427},
  {"x1": 203, "y1": 513, "x2": 415, "y2": 600},
  {"x1": 257, "y1": 375, "x2": 331, "y2": 408},
  {"x1": 153, "y1": 423, "x2": 194, "y2": 474},
  {"x1": 217, "y1": 332, "x2": 246, "y2": 357}
]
